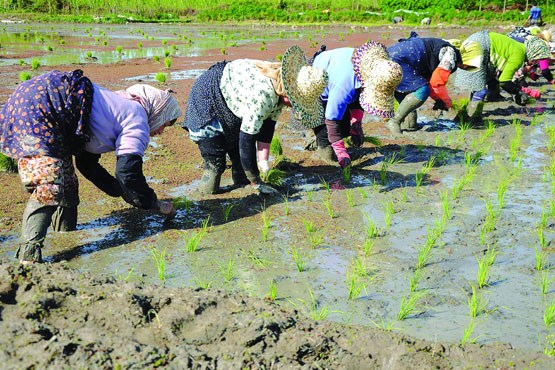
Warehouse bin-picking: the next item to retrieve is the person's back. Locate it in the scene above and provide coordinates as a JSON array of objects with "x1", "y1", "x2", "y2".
[{"x1": 528, "y1": 4, "x2": 543, "y2": 26}]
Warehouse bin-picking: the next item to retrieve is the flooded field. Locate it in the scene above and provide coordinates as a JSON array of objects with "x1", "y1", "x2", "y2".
[{"x1": 1, "y1": 19, "x2": 555, "y2": 368}]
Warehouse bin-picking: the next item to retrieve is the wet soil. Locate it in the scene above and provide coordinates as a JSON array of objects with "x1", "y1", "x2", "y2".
[{"x1": 2, "y1": 21, "x2": 555, "y2": 368}]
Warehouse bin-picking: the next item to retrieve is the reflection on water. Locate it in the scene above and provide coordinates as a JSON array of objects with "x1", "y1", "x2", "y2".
[{"x1": 0, "y1": 22, "x2": 311, "y2": 67}]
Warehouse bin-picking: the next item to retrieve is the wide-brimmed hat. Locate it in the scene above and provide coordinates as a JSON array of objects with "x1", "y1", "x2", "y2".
[
  {"x1": 352, "y1": 41, "x2": 402, "y2": 118},
  {"x1": 282, "y1": 45, "x2": 328, "y2": 128},
  {"x1": 525, "y1": 35, "x2": 551, "y2": 61}
]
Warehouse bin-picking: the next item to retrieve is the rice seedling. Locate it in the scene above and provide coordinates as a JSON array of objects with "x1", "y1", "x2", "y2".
[
  {"x1": 546, "y1": 126, "x2": 555, "y2": 152},
  {"x1": 262, "y1": 168, "x2": 285, "y2": 186},
  {"x1": 265, "y1": 279, "x2": 277, "y2": 301},
  {"x1": 535, "y1": 246, "x2": 548, "y2": 271},
  {"x1": 19, "y1": 71, "x2": 32, "y2": 82},
  {"x1": 460, "y1": 318, "x2": 479, "y2": 346},
  {"x1": 543, "y1": 334, "x2": 555, "y2": 356},
  {"x1": 155, "y1": 72, "x2": 167, "y2": 84},
  {"x1": 476, "y1": 254, "x2": 491, "y2": 288},
  {"x1": 291, "y1": 245, "x2": 307, "y2": 272},
  {"x1": 363, "y1": 238, "x2": 375, "y2": 257},
  {"x1": 31, "y1": 58, "x2": 40, "y2": 70},
  {"x1": 358, "y1": 187, "x2": 368, "y2": 199},
  {"x1": 347, "y1": 273, "x2": 366, "y2": 300},
  {"x1": 435, "y1": 133, "x2": 441, "y2": 147},
  {"x1": 342, "y1": 164, "x2": 351, "y2": 184},
  {"x1": 115, "y1": 45, "x2": 124, "y2": 54},
  {"x1": 363, "y1": 215, "x2": 379, "y2": 239},
  {"x1": 468, "y1": 284, "x2": 487, "y2": 318},
  {"x1": 379, "y1": 153, "x2": 402, "y2": 185},
  {"x1": 220, "y1": 47, "x2": 226, "y2": 55},
  {"x1": 544, "y1": 298, "x2": 555, "y2": 327},
  {"x1": 150, "y1": 247, "x2": 167, "y2": 281},
  {"x1": 184, "y1": 230, "x2": 203, "y2": 252},
  {"x1": 497, "y1": 178, "x2": 510, "y2": 209},
  {"x1": 483, "y1": 199, "x2": 497, "y2": 233},
  {"x1": 397, "y1": 290, "x2": 426, "y2": 320},
  {"x1": 307, "y1": 289, "x2": 330, "y2": 321},
  {"x1": 440, "y1": 189, "x2": 450, "y2": 219},
  {"x1": 416, "y1": 243, "x2": 434, "y2": 270},
  {"x1": 223, "y1": 203, "x2": 234, "y2": 221},
  {"x1": 192, "y1": 275, "x2": 212, "y2": 289},
  {"x1": 174, "y1": 195, "x2": 192, "y2": 211},
  {"x1": 541, "y1": 272, "x2": 553, "y2": 295},
  {"x1": 302, "y1": 218, "x2": 317, "y2": 234},
  {"x1": 344, "y1": 189, "x2": 355, "y2": 207},
  {"x1": 261, "y1": 209, "x2": 271, "y2": 242},
  {"x1": 484, "y1": 244, "x2": 497, "y2": 267},
  {"x1": 164, "y1": 49, "x2": 170, "y2": 57},
  {"x1": 308, "y1": 232, "x2": 324, "y2": 249},
  {"x1": 115, "y1": 267, "x2": 135, "y2": 283},
  {"x1": 153, "y1": 55, "x2": 160, "y2": 63},
  {"x1": 282, "y1": 193, "x2": 289, "y2": 216},
  {"x1": 137, "y1": 42, "x2": 143, "y2": 48},
  {"x1": 164, "y1": 57, "x2": 172, "y2": 69},
  {"x1": 218, "y1": 258, "x2": 236, "y2": 283},
  {"x1": 270, "y1": 135, "x2": 283, "y2": 156},
  {"x1": 538, "y1": 225, "x2": 547, "y2": 249},
  {"x1": 319, "y1": 176, "x2": 331, "y2": 194},
  {"x1": 452, "y1": 171, "x2": 473, "y2": 200},
  {"x1": 383, "y1": 199, "x2": 395, "y2": 229},
  {"x1": 509, "y1": 120, "x2": 522, "y2": 162},
  {"x1": 421, "y1": 156, "x2": 436, "y2": 174},
  {"x1": 306, "y1": 190, "x2": 314, "y2": 202},
  {"x1": 247, "y1": 250, "x2": 269, "y2": 268},
  {"x1": 531, "y1": 111, "x2": 546, "y2": 126},
  {"x1": 414, "y1": 170, "x2": 425, "y2": 191},
  {"x1": 323, "y1": 197, "x2": 335, "y2": 219},
  {"x1": 409, "y1": 268, "x2": 422, "y2": 292},
  {"x1": 350, "y1": 256, "x2": 368, "y2": 278},
  {"x1": 540, "y1": 207, "x2": 549, "y2": 229}
]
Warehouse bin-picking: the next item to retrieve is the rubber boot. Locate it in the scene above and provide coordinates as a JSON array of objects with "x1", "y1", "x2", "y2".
[
  {"x1": 51, "y1": 205, "x2": 78, "y2": 232},
  {"x1": 16, "y1": 198, "x2": 57, "y2": 264},
  {"x1": 466, "y1": 100, "x2": 484, "y2": 126},
  {"x1": 198, "y1": 162, "x2": 222, "y2": 195},
  {"x1": 311, "y1": 145, "x2": 337, "y2": 165},
  {"x1": 400, "y1": 111, "x2": 419, "y2": 131},
  {"x1": 485, "y1": 80, "x2": 504, "y2": 102},
  {"x1": 228, "y1": 147, "x2": 249, "y2": 187},
  {"x1": 386, "y1": 93, "x2": 425, "y2": 134}
]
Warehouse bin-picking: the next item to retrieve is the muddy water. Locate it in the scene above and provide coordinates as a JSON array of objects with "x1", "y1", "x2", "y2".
[{"x1": 1, "y1": 21, "x2": 554, "y2": 353}]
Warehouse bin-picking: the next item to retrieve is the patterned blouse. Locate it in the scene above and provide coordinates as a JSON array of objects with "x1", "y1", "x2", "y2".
[
  {"x1": 0, "y1": 70, "x2": 93, "y2": 159},
  {"x1": 219, "y1": 59, "x2": 283, "y2": 135}
]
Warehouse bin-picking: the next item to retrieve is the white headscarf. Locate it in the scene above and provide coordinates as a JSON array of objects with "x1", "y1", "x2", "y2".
[{"x1": 116, "y1": 84, "x2": 182, "y2": 132}]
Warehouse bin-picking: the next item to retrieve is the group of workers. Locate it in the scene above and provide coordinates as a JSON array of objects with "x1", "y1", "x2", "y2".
[{"x1": 1, "y1": 23, "x2": 553, "y2": 264}]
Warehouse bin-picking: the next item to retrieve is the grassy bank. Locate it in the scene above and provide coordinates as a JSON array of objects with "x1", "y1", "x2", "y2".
[{"x1": 0, "y1": 1, "x2": 551, "y2": 26}]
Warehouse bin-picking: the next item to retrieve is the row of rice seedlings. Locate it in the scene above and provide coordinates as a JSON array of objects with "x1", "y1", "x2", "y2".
[{"x1": 509, "y1": 119, "x2": 523, "y2": 162}]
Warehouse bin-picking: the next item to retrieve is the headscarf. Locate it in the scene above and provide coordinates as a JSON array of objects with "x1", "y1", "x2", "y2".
[
  {"x1": 458, "y1": 40, "x2": 483, "y2": 70},
  {"x1": 116, "y1": 84, "x2": 182, "y2": 132},
  {"x1": 524, "y1": 35, "x2": 551, "y2": 61},
  {"x1": 253, "y1": 60, "x2": 285, "y2": 96}
]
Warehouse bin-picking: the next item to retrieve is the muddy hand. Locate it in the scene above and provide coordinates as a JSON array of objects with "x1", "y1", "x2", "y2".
[
  {"x1": 253, "y1": 183, "x2": 280, "y2": 195},
  {"x1": 157, "y1": 200, "x2": 176, "y2": 221}
]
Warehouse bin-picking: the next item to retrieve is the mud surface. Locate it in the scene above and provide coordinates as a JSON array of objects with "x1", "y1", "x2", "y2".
[{"x1": 2, "y1": 21, "x2": 555, "y2": 368}]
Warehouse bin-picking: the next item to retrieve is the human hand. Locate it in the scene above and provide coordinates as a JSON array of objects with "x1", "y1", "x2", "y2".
[
  {"x1": 350, "y1": 121, "x2": 364, "y2": 147},
  {"x1": 432, "y1": 100, "x2": 448, "y2": 111},
  {"x1": 252, "y1": 182, "x2": 279, "y2": 195},
  {"x1": 257, "y1": 159, "x2": 270, "y2": 174},
  {"x1": 521, "y1": 87, "x2": 541, "y2": 99},
  {"x1": 157, "y1": 200, "x2": 176, "y2": 221}
]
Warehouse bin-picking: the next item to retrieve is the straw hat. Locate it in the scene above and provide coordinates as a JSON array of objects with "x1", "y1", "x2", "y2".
[
  {"x1": 352, "y1": 41, "x2": 402, "y2": 118},
  {"x1": 282, "y1": 45, "x2": 328, "y2": 128}
]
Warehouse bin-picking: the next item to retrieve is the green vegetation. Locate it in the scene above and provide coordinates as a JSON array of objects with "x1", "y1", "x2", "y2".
[{"x1": 0, "y1": 1, "x2": 544, "y2": 25}]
